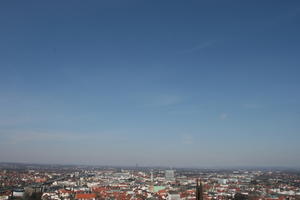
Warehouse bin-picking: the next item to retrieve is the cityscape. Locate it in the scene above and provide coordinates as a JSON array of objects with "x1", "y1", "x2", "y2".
[
  {"x1": 1, "y1": 163, "x2": 300, "y2": 200},
  {"x1": 1, "y1": 0, "x2": 300, "y2": 200}
]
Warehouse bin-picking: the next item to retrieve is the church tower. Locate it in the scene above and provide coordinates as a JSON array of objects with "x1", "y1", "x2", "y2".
[{"x1": 196, "y1": 179, "x2": 204, "y2": 200}]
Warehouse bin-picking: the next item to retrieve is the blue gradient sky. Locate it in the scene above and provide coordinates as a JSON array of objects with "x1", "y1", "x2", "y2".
[{"x1": 1, "y1": 1, "x2": 300, "y2": 167}]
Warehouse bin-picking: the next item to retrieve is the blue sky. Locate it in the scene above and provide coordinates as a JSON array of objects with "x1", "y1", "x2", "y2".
[{"x1": 0, "y1": 0, "x2": 300, "y2": 167}]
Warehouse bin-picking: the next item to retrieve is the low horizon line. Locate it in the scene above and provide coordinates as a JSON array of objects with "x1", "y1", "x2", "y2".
[{"x1": 1, "y1": 161, "x2": 299, "y2": 170}]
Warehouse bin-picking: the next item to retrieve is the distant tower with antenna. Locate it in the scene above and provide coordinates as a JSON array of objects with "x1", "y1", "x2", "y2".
[{"x1": 149, "y1": 170, "x2": 154, "y2": 193}]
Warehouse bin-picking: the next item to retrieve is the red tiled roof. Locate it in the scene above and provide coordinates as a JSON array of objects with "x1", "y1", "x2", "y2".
[
  {"x1": 75, "y1": 193, "x2": 97, "y2": 199},
  {"x1": 59, "y1": 189, "x2": 73, "y2": 194}
]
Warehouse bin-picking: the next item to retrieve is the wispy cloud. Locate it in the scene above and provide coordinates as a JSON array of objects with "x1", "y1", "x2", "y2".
[
  {"x1": 219, "y1": 113, "x2": 228, "y2": 120},
  {"x1": 0, "y1": 131, "x2": 84, "y2": 145},
  {"x1": 179, "y1": 40, "x2": 216, "y2": 54},
  {"x1": 146, "y1": 94, "x2": 183, "y2": 107},
  {"x1": 0, "y1": 130, "x2": 130, "y2": 145},
  {"x1": 182, "y1": 134, "x2": 194, "y2": 145},
  {"x1": 243, "y1": 103, "x2": 260, "y2": 109}
]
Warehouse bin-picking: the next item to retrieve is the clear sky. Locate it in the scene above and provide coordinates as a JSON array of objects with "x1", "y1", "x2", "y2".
[{"x1": 0, "y1": 0, "x2": 300, "y2": 168}]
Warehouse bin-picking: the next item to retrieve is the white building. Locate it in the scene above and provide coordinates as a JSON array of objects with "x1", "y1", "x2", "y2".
[{"x1": 165, "y1": 170, "x2": 175, "y2": 181}]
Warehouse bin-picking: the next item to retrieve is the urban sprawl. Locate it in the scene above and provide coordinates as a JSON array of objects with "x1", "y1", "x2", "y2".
[{"x1": 1, "y1": 164, "x2": 300, "y2": 200}]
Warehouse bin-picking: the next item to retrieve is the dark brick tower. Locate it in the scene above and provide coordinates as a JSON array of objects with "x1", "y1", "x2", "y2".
[{"x1": 196, "y1": 179, "x2": 203, "y2": 200}]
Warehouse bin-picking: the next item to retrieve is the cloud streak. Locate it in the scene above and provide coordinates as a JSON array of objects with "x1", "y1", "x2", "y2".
[
  {"x1": 145, "y1": 94, "x2": 183, "y2": 107},
  {"x1": 0, "y1": 131, "x2": 83, "y2": 145},
  {"x1": 179, "y1": 40, "x2": 216, "y2": 54},
  {"x1": 243, "y1": 103, "x2": 260, "y2": 109},
  {"x1": 182, "y1": 134, "x2": 194, "y2": 145},
  {"x1": 0, "y1": 129, "x2": 132, "y2": 146},
  {"x1": 219, "y1": 113, "x2": 228, "y2": 120}
]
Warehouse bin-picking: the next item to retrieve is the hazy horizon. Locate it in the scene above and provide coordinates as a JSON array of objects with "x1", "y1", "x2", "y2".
[
  {"x1": 2, "y1": 161, "x2": 300, "y2": 170},
  {"x1": 1, "y1": 1, "x2": 300, "y2": 167}
]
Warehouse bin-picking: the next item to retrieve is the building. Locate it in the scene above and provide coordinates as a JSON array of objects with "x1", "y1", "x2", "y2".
[
  {"x1": 75, "y1": 193, "x2": 96, "y2": 200},
  {"x1": 165, "y1": 170, "x2": 175, "y2": 181},
  {"x1": 196, "y1": 179, "x2": 203, "y2": 200},
  {"x1": 12, "y1": 189, "x2": 24, "y2": 198},
  {"x1": 167, "y1": 193, "x2": 181, "y2": 200}
]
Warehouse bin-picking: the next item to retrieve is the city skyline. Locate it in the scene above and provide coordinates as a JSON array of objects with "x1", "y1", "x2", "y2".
[{"x1": 0, "y1": 1, "x2": 300, "y2": 167}]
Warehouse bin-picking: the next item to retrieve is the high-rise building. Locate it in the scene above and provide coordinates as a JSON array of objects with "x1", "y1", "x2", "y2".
[{"x1": 150, "y1": 170, "x2": 154, "y2": 182}]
